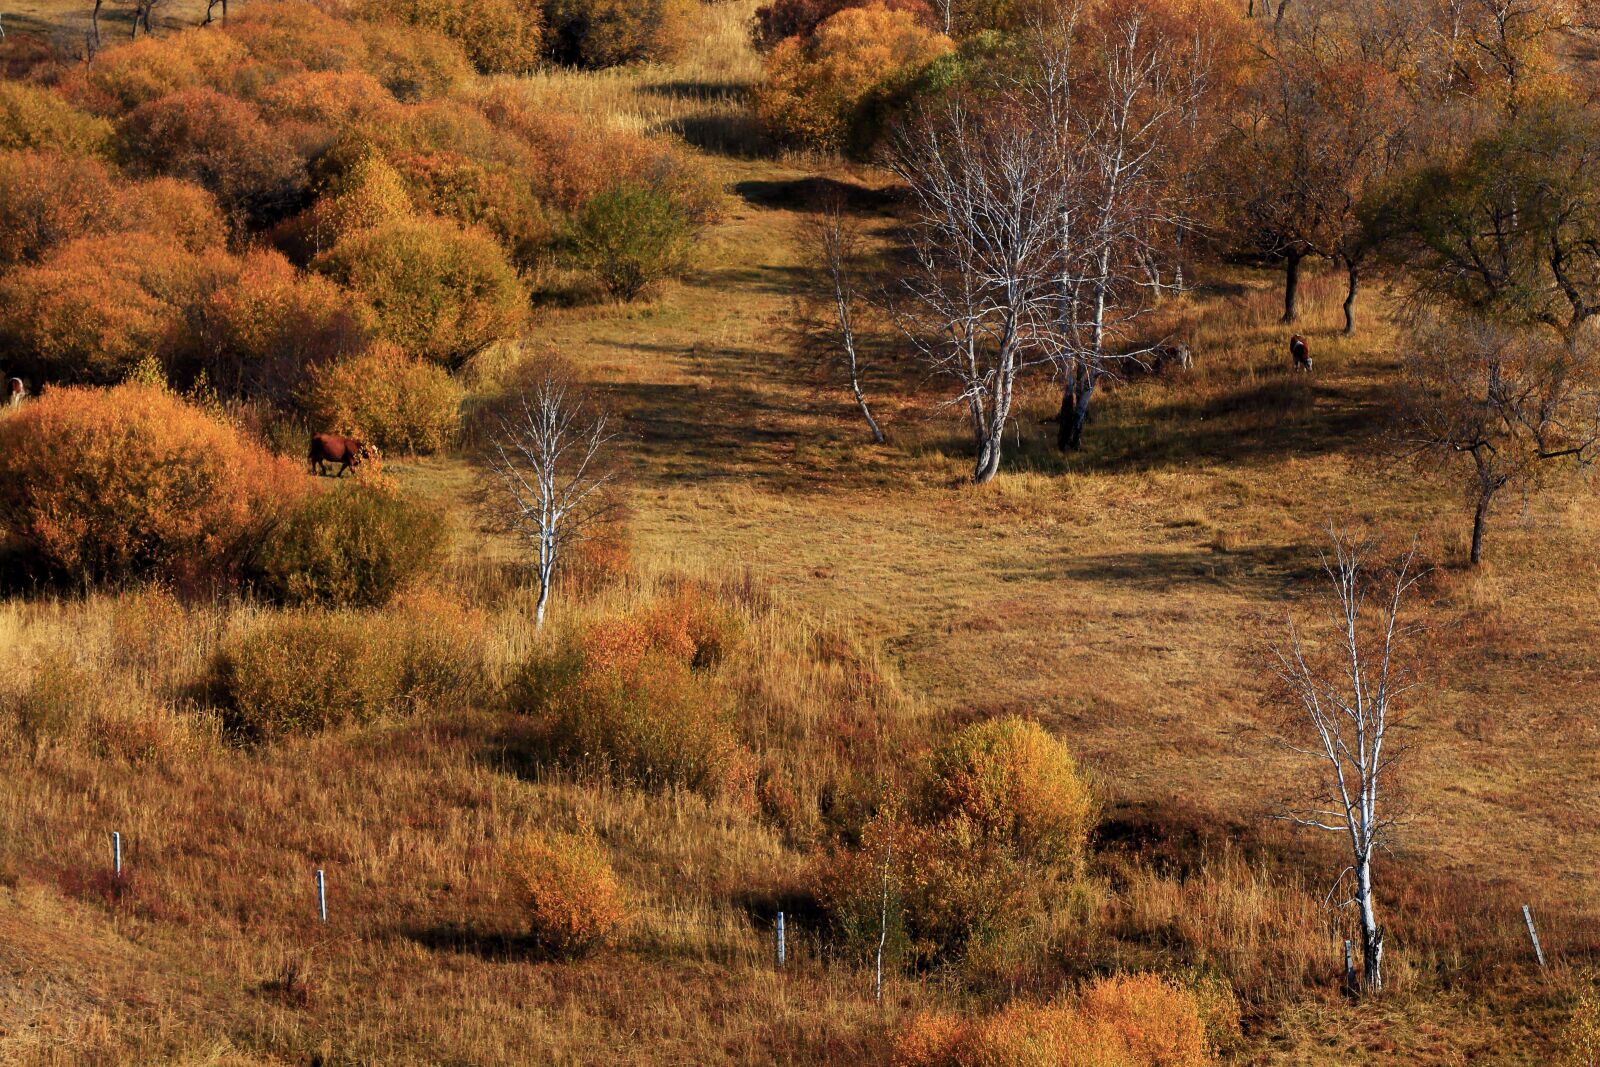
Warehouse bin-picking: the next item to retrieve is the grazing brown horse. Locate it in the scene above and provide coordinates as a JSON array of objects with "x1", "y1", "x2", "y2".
[
  {"x1": 1289, "y1": 334, "x2": 1312, "y2": 373},
  {"x1": 308, "y1": 433, "x2": 372, "y2": 477}
]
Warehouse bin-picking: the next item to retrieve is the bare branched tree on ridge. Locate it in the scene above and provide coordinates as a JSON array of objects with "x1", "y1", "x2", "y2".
[
  {"x1": 1271, "y1": 528, "x2": 1424, "y2": 994},
  {"x1": 487, "y1": 368, "x2": 617, "y2": 628},
  {"x1": 793, "y1": 198, "x2": 888, "y2": 445}
]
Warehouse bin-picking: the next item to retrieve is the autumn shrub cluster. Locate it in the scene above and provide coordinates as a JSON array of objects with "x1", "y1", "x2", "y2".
[
  {"x1": 509, "y1": 586, "x2": 753, "y2": 804},
  {"x1": 0, "y1": 383, "x2": 302, "y2": 587},
  {"x1": 0, "y1": 0, "x2": 713, "y2": 437},
  {"x1": 815, "y1": 716, "x2": 1093, "y2": 965},
  {"x1": 505, "y1": 831, "x2": 629, "y2": 957},
  {"x1": 755, "y1": 1, "x2": 953, "y2": 153},
  {"x1": 247, "y1": 479, "x2": 449, "y2": 608},
  {"x1": 890, "y1": 973, "x2": 1218, "y2": 1067},
  {"x1": 573, "y1": 182, "x2": 694, "y2": 299}
]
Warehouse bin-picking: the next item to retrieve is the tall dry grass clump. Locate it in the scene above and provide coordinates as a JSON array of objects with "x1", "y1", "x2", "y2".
[{"x1": 891, "y1": 973, "x2": 1218, "y2": 1067}]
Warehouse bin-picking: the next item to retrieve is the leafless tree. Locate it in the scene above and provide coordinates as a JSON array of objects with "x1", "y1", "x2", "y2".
[
  {"x1": 486, "y1": 369, "x2": 617, "y2": 628},
  {"x1": 128, "y1": 0, "x2": 158, "y2": 37},
  {"x1": 1396, "y1": 310, "x2": 1600, "y2": 564},
  {"x1": 1272, "y1": 528, "x2": 1424, "y2": 993},
  {"x1": 794, "y1": 200, "x2": 887, "y2": 444},
  {"x1": 890, "y1": 96, "x2": 1061, "y2": 484},
  {"x1": 1031, "y1": 6, "x2": 1204, "y2": 450}
]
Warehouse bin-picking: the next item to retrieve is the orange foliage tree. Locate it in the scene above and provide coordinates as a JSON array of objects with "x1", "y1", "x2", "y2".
[
  {"x1": 301, "y1": 343, "x2": 464, "y2": 454},
  {"x1": 0, "y1": 150, "x2": 117, "y2": 267},
  {"x1": 0, "y1": 81, "x2": 114, "y2": 157},
  {"x1": 0, "y1": 382, "x2": 304, "y2": 585}
]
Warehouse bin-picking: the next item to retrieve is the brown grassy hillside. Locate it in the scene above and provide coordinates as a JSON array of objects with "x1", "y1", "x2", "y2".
[{"x1": 3, "y1": 1, "x2": 1600, "y2": 1064}]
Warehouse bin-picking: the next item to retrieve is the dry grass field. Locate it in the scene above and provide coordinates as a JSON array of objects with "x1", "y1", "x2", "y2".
[{"x1": 3, "y1": 1, "x2": 1600, "y2": 1064}]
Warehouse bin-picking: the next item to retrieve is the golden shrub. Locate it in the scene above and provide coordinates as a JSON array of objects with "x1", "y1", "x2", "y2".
[
  {"x1": 543, "y1": 0, "x2": 695, "y2": 68},
  {"x1": 505, "y1": 831, "x2": 627, "y2": 957},
  {"x1": 57, "y1": 30, "x2": 249, "y2": 115},
  {"x1": 371, "y1": 0, "x2": 544, "y2": 74},
  {"x1": 301, "y1": 343, "x2": 464, "y2": 454},
  {"x1": 119, "y1": 176, "x2": 229, "y2": 252},
  {"x1": 0, "y1": 81, "x2": 113, "y2": 157},
  {"x1": 313, "y1": 215, "x2": 527, "y2": 369},
  {"x1": 256, "y1": 69, "x2": 401, "y2": 127},
  {"x1": 891, "y1": 976, "x2": 1215, "y2": 1067},
  {"x1": 213, "y1": 610, "x2": 405, "y2": 737},
  {"x1": 0, "y1": 383, "x2": 304, "y2": 585},
  {"x1": 510, "y1": 591, "x2": 754, "y2": 804},
  {"x1": 222, "y1": 2, "x2": 371, "y2": 72},
  {"x1": 916, "y1": 716, "x2": 1095, "y2": 872},
  {"x1": 356, "y1": 20, "x2": 474, "y2": 101}
]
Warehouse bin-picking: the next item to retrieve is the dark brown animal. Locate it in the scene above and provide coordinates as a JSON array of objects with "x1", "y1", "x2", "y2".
[
  {"x1": 308, "y1": 433, "x2": 371, "y2": 477},
  {"x1": 1289, "y1": 334, "x2": 1312, "y2": 373}
]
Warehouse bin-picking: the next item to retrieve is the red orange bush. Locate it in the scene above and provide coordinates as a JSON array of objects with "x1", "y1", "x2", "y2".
[
  {"x1": 0, "y1": 383, "x2": 303, "y2": 585},
  {"x1": 369, "y1": 0, "x2": 545, "y2": 74},
  {"x1": 543, "y1": 0, "x2": 694, "y2": 68},
  {"x1": 506, "y1": 831, "x2": 628, "y2": 957},
  {"x1": 0, "y1": 232, "x2": 218, "y2": 383},
  {"x1": 0, "y1": 150, "x2": 117, "y2": 267}
]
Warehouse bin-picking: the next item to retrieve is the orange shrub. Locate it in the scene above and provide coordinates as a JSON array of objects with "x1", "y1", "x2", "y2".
[
  {"x1": 1074, "y1": 974, "x2": 1213, "y2": 1067},
  {"x1": 178, "y1": 248, "x2": 373, "y2": 403},
  {"x1": 0, "y1": 81, "x2": 114, "y2": 157},
  {"x1": 0, "y1": 150, "x2": 117, "y2": 267},
  {"x1": 222, "y1": 2, "x2": 370, "y2": 71},
  {"x1": 313, "y1": 215, "x2": 526, "y2": 368},
  {"x1": 0, "y1": 383, "x2": 303, "y2": 585},
  {"x1": 370, "y1": 0, "x2": 544, "y2": 74},
  {"x1": 755, "y1": 2, "x2": 952, "y2": 151},
  {"x1": 57, "y1": 30, "x2": 249, "y2": 115},
  {"x1": 300, "y1": 343, "x2": 464, "y2": 454},
  {"x1": 116, "y1": 87, "x2": 307, "y2": 229},
  {"x1": 510, "y1": 592, "x2": 754, "y2": 804},
  {"x1": 281, "y1": 150, "x2": 415, "y2": 260},
  {"x1": 505, "y1": 831, "x2": 628, "y2": 957},
  {"x1": 816, "y1": 716, "x2": 1092, "y2": 965},
  {"x1": 356, "y1": 20, "x2": 473, "y2": 101},
  {"x1": 388, "y1": 150, "x2": 557, "y2": 270},
  {"x1": 119, "y1": 176, "x2": 229, "y2": 252},
  {"x1": 0, "y1": 232, "x2": 218, "y2": 383},
  {"x1": 543, "y1": 0, "x2": 694, "y2": 68},
  {"x1": 256, "y1": 69, "x2": 401, "y2": 127}
]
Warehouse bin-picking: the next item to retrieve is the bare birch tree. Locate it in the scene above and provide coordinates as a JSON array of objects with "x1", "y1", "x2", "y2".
[
  {"x1": 487, "y1": 369, "x2": 617, "y2": 628},
  {"x1": 890, "y1": 96, "x2": 1061, "y2": 484},
  {"x1": 794, "y1": 200, "x2": 887, "y2": 444},
  {"x1": 1032, "y1": 5, "x2": 1204, "y2": 450},
  {"x1": 1271, "y1": 528, "x2": 1423, "y2": 993}
]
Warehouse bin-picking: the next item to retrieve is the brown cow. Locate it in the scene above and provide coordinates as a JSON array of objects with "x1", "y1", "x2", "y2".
[
  {"x1": 1289, "y1": 334, "x2": 1312, "y2": 373},
  {"x1": 308, "y1": 433, "x2": 372, "y2": 477}
]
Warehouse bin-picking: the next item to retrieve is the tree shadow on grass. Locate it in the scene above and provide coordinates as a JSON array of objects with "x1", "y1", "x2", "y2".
[{"x1": 732, "y1": 177, "x2": 900, "y2": 214}]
